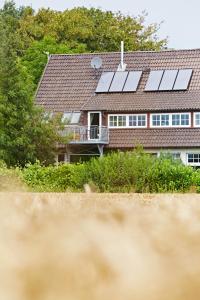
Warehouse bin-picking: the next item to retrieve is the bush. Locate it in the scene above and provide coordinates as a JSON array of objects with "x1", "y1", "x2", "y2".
[
  {"x1": 21, "y1": 151, "x2": 195, "y2": 193},
  {"x1": 85, "y1": 151, "x2": 193, "y2": 193},
  {"x1": 146, "y1": 157, "x2": 194, "y2": 192},
  {"x1": 192, "y1": 170, "x2": 200, "y2": 193},
  {"x1": 22, "y1": 161, "x2": 88, "y2": 192}
]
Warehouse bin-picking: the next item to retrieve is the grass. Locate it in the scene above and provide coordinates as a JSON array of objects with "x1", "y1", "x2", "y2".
[{"x1": 1, "y1": 192, "x2": 200, "y2": 299}]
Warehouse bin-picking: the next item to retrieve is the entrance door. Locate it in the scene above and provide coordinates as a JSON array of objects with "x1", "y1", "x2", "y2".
[{"x1": 88, "y1": 112, "x2": 101, "y2": 140}]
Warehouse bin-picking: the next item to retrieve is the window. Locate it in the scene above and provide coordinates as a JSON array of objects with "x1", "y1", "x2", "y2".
[
  {"x1": 172, "y1": 114, "x2": 189, "y2": 126},
  {"x1": 129, "y1": 115, "x2": 137, "y2": 126},
  {"x1": 62, "y1": 112, "x2": 81, "y2": 124},
  {"x1": 151, "y1": 113, "x2": 190, "y2": 127},
  {"x1": 181, "y1": 114, "x2": 189, "y2": 126},
  {"x1": 138, "y1": 115, "x2": 146, "y2": 126},
  {"x1": 172, "y1": 114, "x2": 180, "y2": 126},
  {"x1": 58, "y1": 154, "x2": 65, "y2": 163},
  {"x1": 194, "y1": 113, "x2": 200, "y2": 127},
  {"x1": 187, "y1": 153, "x2": 200, "y2": 164},
  {"x1": 148, "y1": 153, "x2": 158, "y2": 157},
  {"x1": 152, "y1": 114, "x2": 161, "y2": 126},
  {"x1": 109, "y1": 116, "x2": 117, "y2": 127},
  {"x1": 129, "y1": 115, "x2": 146, "y2": 127},
  {"x1": 118, "y1": 116, "x2": 126, "y2": 127},
  {"x1": 109, "y1": 115, "x2": 126, "y2": 127},
  {"x1": 160, "y1": 152, "x2": 181, "y2": 160},
  {"x1": 161, "y1": 114, "x2": 169, "y2": 126},
  {"x1": 172, "y1": 153, "x2": 181, "y2": 160},
  {"x1": 62, "y1": 112, "x2": 72, "y2": 123},
  {"x1": 71, "y1": 112, "x2": 81, "y2": 124},
  {"x1": 109, "y1": 114, "x2": 147, "y2": 128}
]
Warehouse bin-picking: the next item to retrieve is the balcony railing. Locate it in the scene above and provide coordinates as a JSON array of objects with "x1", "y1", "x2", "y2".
[{"x1": 61, "y1": 126, "x2": 109, "y2": 144}]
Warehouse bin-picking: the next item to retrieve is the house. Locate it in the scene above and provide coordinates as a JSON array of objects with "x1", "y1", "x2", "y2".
[{"x1": 36, "y1": 45, "x2": 200, "y2": 166}]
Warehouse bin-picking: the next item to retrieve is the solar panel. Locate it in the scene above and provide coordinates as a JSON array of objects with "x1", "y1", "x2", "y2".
[
  {"x1": 159, "y1": 70, "x2": 178, "y2": 91},
  {"x1": 123, "y1": 71, "x2": 142, "y2": 92},
  {"x1": 109, "y1": 71, "x2": 128, "y2": 92},
  {"x1": 173, "y1": 69, "x2": 193, "y2": 90},
  {"x1": 96, "y1": 72, "x2": 114, "y2": 93},
  {"x1": 145, "y1": 70, "x2": 164, "y2": 91}
]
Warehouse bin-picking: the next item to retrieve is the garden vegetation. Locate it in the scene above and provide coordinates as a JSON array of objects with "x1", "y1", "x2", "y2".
[{"x1": 1, "y1": 150, "x2": 200, "y2": 193}]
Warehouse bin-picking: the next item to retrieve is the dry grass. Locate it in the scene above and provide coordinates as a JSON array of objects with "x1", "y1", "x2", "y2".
[{"x1": 1, "y1": 192, "x2": 200, "y2": 300}]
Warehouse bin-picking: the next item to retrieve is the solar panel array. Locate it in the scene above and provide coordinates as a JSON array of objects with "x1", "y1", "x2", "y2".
[
  {"x1": 95, "y1": 71, "x2": 142, "y2": 93},
  {"x1": 145, "y1": 69, "x2": 193, "y2": 92},
  {"x1": 95, "y1": 69, "x2": 193, "y2": 93}
]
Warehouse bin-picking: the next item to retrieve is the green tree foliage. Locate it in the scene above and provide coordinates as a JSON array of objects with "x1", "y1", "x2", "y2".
[
  {"x1": 17, "y1": 6, "x2": 167, "y2": 84},
  {"x1": 18, "y1": 6, "x2": 166, "y2": 52},
  {"x1": 0, "y1": 1, "x2": 69, "y2": 166},
  {"x1": 21, "y1": 36, "x2": 87, "y2": 85}
]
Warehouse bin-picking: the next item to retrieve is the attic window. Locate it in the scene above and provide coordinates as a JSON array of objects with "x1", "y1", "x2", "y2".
[
  {"x1": 62, "y1": 112, "x2": 72, "y2": 123},
  {"x1": 62, "y1": 112, "x2": 81, "y2": 124},
  {"x1": 71, "y1": 112, "x2": 81, "y2": 124}
]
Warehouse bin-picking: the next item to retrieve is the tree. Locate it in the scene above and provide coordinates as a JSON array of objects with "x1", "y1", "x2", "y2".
[
  {"x1": 0, "y1": 1, "x2": 68, "y2": 167},
  {"x1": 18, "y1": 7, "x2": 167, "y2": 52},
  {"x1": 21, "y1": 36, "x2": 87, "y2": 85},
  {"x1": 18, "y1": 7, "x2": 167, "y2": 84}
]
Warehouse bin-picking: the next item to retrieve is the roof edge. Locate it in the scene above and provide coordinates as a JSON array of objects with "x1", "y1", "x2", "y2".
[{"x1": 49, "y1": 48, "x2": 200, "y2": 57}]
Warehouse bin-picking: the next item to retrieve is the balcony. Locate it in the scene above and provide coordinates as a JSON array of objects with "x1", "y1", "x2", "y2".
[{"x1": 61, "y1": 125, "x2": 109, "y2": 144}]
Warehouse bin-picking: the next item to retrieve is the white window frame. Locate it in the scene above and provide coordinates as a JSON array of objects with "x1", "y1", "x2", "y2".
[
  {"x1": 88, "y1": 111, "x2": 102, "y2": 140},
  {"x1": 151, "y1": 114, "x2": 170, "y2": 127},
  {"x1": 194, "y1": 112, "x2": 200, "y2": 127},
  {"x1": 108, "y1": 114, "x2": 147, "y2": 129},
  {"x1": 150, "y1": 113, "x2": 191, "y2": 128},
  {"x1": 187, "y1": 153, "x2": 200, "y2": 166},
  {"x1": 171, "y1": 113, "x2": 191, "y2": 127}
]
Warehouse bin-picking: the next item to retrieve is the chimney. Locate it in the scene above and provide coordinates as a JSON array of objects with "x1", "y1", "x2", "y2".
[{"x1": 117, "y1": 41, "x2": 127, "y2": 71}]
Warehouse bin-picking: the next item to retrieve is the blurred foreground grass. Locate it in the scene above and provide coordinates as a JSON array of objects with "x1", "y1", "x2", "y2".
[{"x1": 1, "y1": 192, "x2": 200, "y2": 300}]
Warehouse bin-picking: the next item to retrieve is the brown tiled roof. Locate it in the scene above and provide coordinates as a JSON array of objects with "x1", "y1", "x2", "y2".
[
  {"x1": 36, "y1": 49, "x2": 200, "y2": 112},
  {"x1": 107, "y1": 128, "x2": 200, "y2": 148}
]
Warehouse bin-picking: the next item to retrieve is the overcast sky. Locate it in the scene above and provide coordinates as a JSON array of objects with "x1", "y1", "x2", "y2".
[{"x1": 0, "y1": 0, "x2": 199, "y2": 49}]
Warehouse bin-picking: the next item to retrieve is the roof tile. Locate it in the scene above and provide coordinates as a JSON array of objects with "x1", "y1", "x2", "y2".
[
  {"x1": 36, "y1": 49, "x2": 200, "y2": 112},
  {"x1": 108, "y1": 128, "x2": 200, "y2": 148}
]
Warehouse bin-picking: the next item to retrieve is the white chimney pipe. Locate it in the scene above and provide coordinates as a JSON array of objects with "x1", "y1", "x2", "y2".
[
  {"x1": 117, "y1": 41, "x2": 126, "y2": 71},
  {"x1": 121, "y1": 41, "x2": 124, "y2": 69}
]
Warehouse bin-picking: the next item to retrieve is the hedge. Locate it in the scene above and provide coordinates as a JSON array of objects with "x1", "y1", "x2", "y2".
[{"x1": 20, "y1": 151, "x2": 195, "y2": 193}]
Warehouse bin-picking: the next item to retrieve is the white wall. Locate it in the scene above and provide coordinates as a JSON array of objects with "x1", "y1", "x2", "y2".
[{"x1": 147, "y1": 149, "x2": 200, "y2": 166}]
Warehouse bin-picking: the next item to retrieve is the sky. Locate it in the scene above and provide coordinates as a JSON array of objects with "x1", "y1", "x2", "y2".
[{"x1": 0, "y1": 0, "x2": 199, "y2": 49}]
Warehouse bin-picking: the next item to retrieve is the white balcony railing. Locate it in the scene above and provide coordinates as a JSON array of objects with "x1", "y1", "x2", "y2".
[{"x1": 61, "y1": 125, "x2": 109, "y2": 144}]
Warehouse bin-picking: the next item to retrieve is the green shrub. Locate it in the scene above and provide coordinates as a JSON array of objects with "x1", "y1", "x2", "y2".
[
  {"x1": 22, "y1": 161, "x2": 76, "y2": 192},
  {"x1": 85, "y1": 152, "x2": 132, "y2": 192},
  {"x1": 146, "y1": 157, "x2": 194, "y2": 192},
  {"x1": 21, "y1": 151, "x2": 195, "y2": 193},
  {"x1": 85, "y1": 151, "x2": 193, "y2": 193},
  {"x1": 22, "y1": 161, "x2": 88, "y2": 192},
  {"x1": 192, "y1": 170, "x2": 200, "y2": 193}
]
